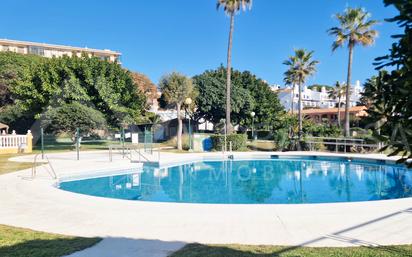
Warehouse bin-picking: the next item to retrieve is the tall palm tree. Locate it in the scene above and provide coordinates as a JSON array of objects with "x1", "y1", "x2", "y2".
[
  {"x1": 328, "y1": 81, "x2": 346, "y2": 128},
  {"x1": 283, "y1": 49, "x2": 319, "y2": 142},
  {"x1": 328, "y1": 7, "x2": 378, "y2": 137},
  {"x1": 217, "y1": 0, "x2": 252, "y2": 133}
]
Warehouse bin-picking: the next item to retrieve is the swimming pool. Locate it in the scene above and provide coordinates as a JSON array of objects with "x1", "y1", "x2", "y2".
[{"x1": 59, "y1": 158, "x2": 412, "y2": 204}]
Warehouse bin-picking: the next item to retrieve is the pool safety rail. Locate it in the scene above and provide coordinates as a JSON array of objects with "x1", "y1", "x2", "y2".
[
  {"x1": 305, "y1": 137, "x2": 381, "y2": 153},
  {"x1": 109, "y1": 144, "x2": 160, "y2": 163},
  {"x1": 31, "y1": 153, "x2": 57, "y2": 179}
]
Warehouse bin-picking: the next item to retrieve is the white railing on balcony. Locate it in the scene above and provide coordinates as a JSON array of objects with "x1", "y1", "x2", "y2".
[{"x1": 0, "y1": 131, "x2": 28, "y2": 149}]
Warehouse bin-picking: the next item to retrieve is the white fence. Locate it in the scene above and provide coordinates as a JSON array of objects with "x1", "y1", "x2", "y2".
[{"x1": 0, "y1": 131, "x2": 29, "y2": 149}]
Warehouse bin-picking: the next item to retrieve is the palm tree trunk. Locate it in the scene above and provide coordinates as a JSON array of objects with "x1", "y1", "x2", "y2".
[
  {"x1": 344, "y1": 43, "x2": 354, "y2": 137},
  {"x1": 337, "y1": 95, "x2": 341, "y2": 128},
  {"x1": 176, "y1": 103, "x2": 182, "y2": 150},
  {"x1": 226, "y1": 13, "x2": 234, "y2": 134},
  {"x1": 298, "y1": 83, "x2": 303, "y2": 140},
  {"x1": 291, "y1": 88, "x2": 294, "y2": 115}
]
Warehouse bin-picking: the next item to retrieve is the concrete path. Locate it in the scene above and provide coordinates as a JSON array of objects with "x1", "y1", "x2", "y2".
[{"x1": 1, "y1": 151, "x2": 412, "y2": 257}]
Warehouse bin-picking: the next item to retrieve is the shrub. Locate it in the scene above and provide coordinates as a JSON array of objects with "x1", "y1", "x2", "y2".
[
  {"x1": 273, "y1": 128, "x2": 290, "y2": 151},
  {"x1": 210, "y1": 133, "x2": 247, "y2": 151},
  {"x1": 40, "y1": 102, "x2": 106, "y2": 135}
]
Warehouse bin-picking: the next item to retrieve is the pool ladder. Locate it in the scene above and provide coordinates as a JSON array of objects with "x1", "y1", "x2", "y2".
[{"x1": 32, "y1": 153, "x2": 57, "y2": 180}]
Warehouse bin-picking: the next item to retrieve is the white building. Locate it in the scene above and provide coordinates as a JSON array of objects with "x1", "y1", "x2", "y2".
[
  {"x1": 0, "y1": 39, "x2": 121, "y2": 63},
  {"x1": 274, "y1": 81, "x2": 363, "y2": 111}
]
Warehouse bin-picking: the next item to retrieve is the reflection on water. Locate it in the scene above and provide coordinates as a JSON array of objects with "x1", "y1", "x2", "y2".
[{"x1": 59, "y1": 160, "x2": 412, "y2": 204}]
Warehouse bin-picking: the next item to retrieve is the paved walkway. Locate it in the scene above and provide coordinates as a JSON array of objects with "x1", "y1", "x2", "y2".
[{"x1": 1, "y1": 151, "x2": 412, "y2": 257}]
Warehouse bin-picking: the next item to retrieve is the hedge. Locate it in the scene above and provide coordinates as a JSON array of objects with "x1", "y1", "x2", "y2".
[{"x1": 210, "y1": 133, "x2": 247, "y2": 151}]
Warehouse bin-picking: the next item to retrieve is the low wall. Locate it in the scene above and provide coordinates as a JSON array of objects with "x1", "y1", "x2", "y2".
[{"x1": 0, "y1": 130, "x2": 33, "y2": 154}]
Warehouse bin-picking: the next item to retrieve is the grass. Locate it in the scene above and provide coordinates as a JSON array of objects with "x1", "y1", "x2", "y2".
[
  {"x1": 247, "y1": 140, "x2": 276, "y2": 151},
  {"x1": 0, "y1": 154, "x2": 39, "y2": 175},
  {"x1": 171, "y1": 243, "x2": 412, "y2": 257},
  {"x1": 0, "y1": 224, "x2": 101, "y2": 257}
]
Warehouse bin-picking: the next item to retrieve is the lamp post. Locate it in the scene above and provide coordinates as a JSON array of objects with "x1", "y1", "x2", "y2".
[
  {"x1": 185, "y1": 97, "x2": 193, "y2": 151},
  {"x1": 250, "y1": 111, "x2": 256, "y2": 140}
]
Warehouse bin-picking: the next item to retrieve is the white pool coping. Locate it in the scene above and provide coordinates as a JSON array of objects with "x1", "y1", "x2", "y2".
[{"x1": 1, "y1": 151, "x2": 412, "y2": 256}]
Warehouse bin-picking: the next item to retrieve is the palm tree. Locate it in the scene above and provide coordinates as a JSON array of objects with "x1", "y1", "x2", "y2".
[
  {"x1": 328, "y1": 7, "x2": 378, "y2": 137},
  {"x1": 217, "y1": 0, "x2": 252, "y2": 133},
  {"x1": 328, "y1": 81, "x2": 346, "y2": 128},
  {"x1": 159, "y1": 72, "x2": 195, "y2": 150},
  {"x1": 283, "y1": 49, "x2": 318, "y2": 142}
]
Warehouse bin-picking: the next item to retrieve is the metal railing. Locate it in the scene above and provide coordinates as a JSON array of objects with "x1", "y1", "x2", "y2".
[
  {"x1": 305, "y1": 136, "x2": 380, "y2": 153},
  {"x1": 109, "y1": 144, "x2": 160, "y2": 163},
  {"x1": 32, "y1": 154, "x2": 57, "y2": 179}
]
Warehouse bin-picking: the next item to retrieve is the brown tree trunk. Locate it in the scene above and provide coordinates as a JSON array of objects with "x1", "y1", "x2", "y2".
[
  {"x1": 226, "y1": 13, "x2": 234, "y2": 134},
  {"x1": 344, "y1": 43, "x2": 354, "y2": 137},
  {"x1": 298, "y1": 82, "x2": 303, "y2": 141},
  {"x1": 291, "y1": 88, "x2": 294, "y2": 115},
  {"x1": 337, "y1": 95, "x2": 341, "y2": 128},
  {"x1": 176, "y1": 103, "x2": 182, "y2": 150}
]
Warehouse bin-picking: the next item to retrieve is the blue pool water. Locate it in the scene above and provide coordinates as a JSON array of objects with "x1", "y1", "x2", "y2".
[{"x1": 59, "y1": 158, "x2": 412, "y2": 204}]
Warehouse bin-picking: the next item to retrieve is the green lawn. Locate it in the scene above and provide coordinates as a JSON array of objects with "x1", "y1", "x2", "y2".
[
  {"x1": 0, "y1": 224, "x2": 101, "y2": 257},
  {"x1": 0, "y1": 154, "x2": 39, "y2": 175},
  {"x1": 171, "y1": 243, "x2": 412, "y2": 257}
]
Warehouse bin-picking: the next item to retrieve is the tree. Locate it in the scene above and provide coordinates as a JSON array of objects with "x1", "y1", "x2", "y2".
[
  {"x1": 217, "y1": 0, "x2": 252, "y2": 133},
  {"x1": 364, "y1": 0, "x2": 411, "y2": 167},
  {"x1": 193, "y1": 66, "x2": 284, "y2": 130},
  {"x1": 328, "y1": 7, "x2": 378, "y2": 137},
  {"x1": 40, "y1": 102, "x2": 106, "y2": 137},
  {"x1": 1, "y1": 53, "x2": 147, "y2": 131},
  {"x1": 193, "y1": 66, "x2": 254, "y2": 126},
  {"x1": 159, "y1": 72, "x2": 196, "y2": 150},
  {"x1": 130, "y1": 72, "x2": 158, "y2": 107},
  {"x1": 239, "y1": 71, "x2": 285, "y2": 130},
  {"x1": 283, "y1": 49, "x2": 318, "y2": 141},
  {"x1": 328, "y1": 81, "x2": 346, "y2": 128}
]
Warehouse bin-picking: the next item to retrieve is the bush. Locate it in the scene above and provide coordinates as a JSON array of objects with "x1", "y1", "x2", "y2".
[
  {"x1": 273, "y1": 128, "x2": 290, "y2": 151},
  {"x1": 210, "y1": 133, "x2": 247, "y2": 151},
  {"x1": 40, "y1": 102, "x2": 106, "y2": 135}
]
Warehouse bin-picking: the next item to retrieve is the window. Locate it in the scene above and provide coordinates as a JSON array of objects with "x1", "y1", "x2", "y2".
[
  {"x1": 28, "y1": 46, "x2": 44, "y2": 56},
  {"x1": 2, "y1": 45, "x2": 10, "y2": 51}
]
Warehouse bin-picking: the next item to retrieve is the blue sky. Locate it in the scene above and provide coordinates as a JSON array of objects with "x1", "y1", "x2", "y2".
[{"x1": 0, "y1": 0, "x2": 400, "y2": 86}]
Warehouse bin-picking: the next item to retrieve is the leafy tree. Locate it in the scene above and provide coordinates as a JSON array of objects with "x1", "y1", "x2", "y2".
[
  {"x1": 193, "y1": 66, "x2": 254, "y2": 126},
  {"x1": 328, "y1": 81, "x2": 346, "y2": 128},
  {"x1": 159, "y1": 72, "x2": 196, "y2": 150},
  {"x1": 239, "y1": 71, "x2": 285, "y2": 130},
  {"x1": 363, "y1": 0, "x2": 411, "y2": 166},
  {"x1": 130, "y1": 72, "x2": 158, "y2": 107},
  {"x1": 0, "y1": 52, "x2": 43, "y2": 106},
  {"x1": 217, "y1": 0, "x2": 252, "y2": 133},
  {"x1": 0, "y1": 54, "x2": 147, "y2": 131},
  {"x1": 283, "y1": 49, "x2": 318, "y2": 141},
  {"x1": 193, "y1": 66, "x2": 284, "y2": 130},
  {"x1": 40, "y1": 102, "x2": 106, "y2": 136},
  {"x1": 328, "y1": 7, "x2": 378, "y2": 137}
]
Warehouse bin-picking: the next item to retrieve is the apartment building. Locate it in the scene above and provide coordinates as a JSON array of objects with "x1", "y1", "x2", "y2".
[
  {"x1": 0, "y1": 39, "x2": 121, "y2": 62},
  {"x1": 274, "y1": 81, "x2": 363, "y2": 111}
]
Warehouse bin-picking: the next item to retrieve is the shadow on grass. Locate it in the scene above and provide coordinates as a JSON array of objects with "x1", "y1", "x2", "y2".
[
  {"x1": 0, "y1": 237, "x2": 101, "y2": 257},
  {"x1": 171, "y1": 243, "x2": 412, "y2": 257}
]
